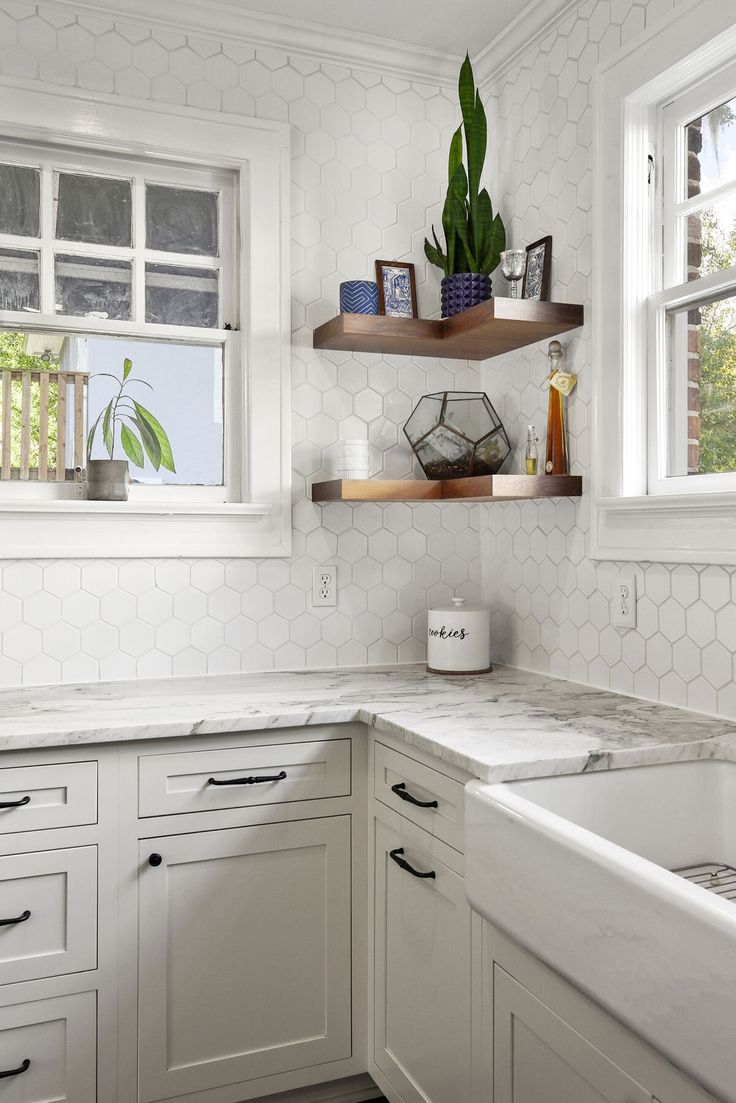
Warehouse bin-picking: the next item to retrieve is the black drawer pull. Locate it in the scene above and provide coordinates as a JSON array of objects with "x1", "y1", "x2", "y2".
[
  {"x1": 207, "y1": 770, "x2": 287, "y2": 787},
  {"x1": 148, "y1": 853, "x2": 163, "y2": 867},
  {"x1": 391, "y1": 782, "x2": 438, "y2": 809},
  {"x1": 0, "y1": 795, "x2": 30, "y2": 810},
  {"x1": 0, "y1": 909, "x2": 30, "y2": 927},
  {"x1": 389, "y1": 847, "x2": 436, "y2": 880},
  {"x1": 0, "y1": 1058, "x2": 30, "y2": 1079}
]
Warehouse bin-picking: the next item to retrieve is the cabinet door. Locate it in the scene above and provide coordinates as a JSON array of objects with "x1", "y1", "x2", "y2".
[
  {"x1": 0, "y1": 991, "x2": 96, "y2": 1103},
  {"x1": 494, "y1": 965, "x2": 652, "y2": 1103},
  {"x1": 374, "y1": 817, "x2": 472, "y2": 1103},
  {"x1": 138, "y1": 816, "x2": 352, "y2": 1103}
]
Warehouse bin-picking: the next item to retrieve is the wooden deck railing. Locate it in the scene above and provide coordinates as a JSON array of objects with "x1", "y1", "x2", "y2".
[{"x1": 0, "y1": 368, "x2": 88, "y2": 481}]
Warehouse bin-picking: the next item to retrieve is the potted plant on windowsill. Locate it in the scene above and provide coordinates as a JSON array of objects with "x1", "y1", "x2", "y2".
[
  {"x1": 424, "y1": 54, "x2": 506, "y2": 318},
  {"x1": 86, "y1": 358, "x2": 175, "y2": 501}
]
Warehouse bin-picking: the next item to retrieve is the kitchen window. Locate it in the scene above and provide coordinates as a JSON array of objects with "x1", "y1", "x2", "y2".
[
  {"x1": 0, "y1": 143, "x2": 234, "y2": 502},
  {"x1": 0, "y1": 85, "x2": 290, "y2": 558},
  {"x1": 592, "y1": 4, "x2": 736, "y2": 563}
]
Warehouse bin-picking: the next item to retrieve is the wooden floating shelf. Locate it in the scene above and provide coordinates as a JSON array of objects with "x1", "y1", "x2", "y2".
[
  {"x1": 313, "y1": 298, "x2": 585, "y2": 361},
  {"x1": 311, "y1": 474, "x2": 583, "y2": 503}
]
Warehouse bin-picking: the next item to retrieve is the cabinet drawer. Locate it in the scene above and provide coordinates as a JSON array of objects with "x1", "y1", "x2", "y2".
[
  {"x1": 0, "y1": 991, "x2": 96, "y2": 1102},
  {"x1": 374, "y1": 742, "x2": 464, "y2": 851},
  {"x1": 138, "y1": 738, "x2": 351, "y2": 817},
  {"x1": 0, "y1": 761, "x2": 97, "y2": 834},
  {"x1": 0, "y1": 846, "x2": 97, "y2": 985}
]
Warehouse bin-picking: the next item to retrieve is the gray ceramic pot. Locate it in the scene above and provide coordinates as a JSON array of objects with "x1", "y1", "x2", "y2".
[{"x1": 86, "y1": 459, "x2": 129, "y2": 502}]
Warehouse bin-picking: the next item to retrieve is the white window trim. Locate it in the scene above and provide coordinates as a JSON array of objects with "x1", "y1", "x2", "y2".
[
  {"x1": 0, "y1": 78, "x2": 291, "y2": 558},
  {"x1": 592, "y1": 0, "x2": 736, "y2": 564}
]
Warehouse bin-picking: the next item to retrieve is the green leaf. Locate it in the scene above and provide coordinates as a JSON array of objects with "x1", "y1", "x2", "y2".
[
  {"x1": 447, "y1": 125, "x2": 463, "y2": 188},
  {"x1": 466, "y1": 96, "x2": 487, "y2": 202},
  {"x1": 133, "y1": 401, "x2": 175, "y2": 473},
  {"x1": 458, "y1": 53, "x2": 475, "y2": 132},
  {"x1": 102, "y1": 401, "x2": 114, "y2": 459},
  {"x1": 120, "y1": 423, "x2": 144, "y2": 468},
  {"x1": 449, "y1": 190, "x2": 476, "y2": 271},
  {"x1": 480, "y1": 212, "x2": 506, "y2": 275},
  {"x1": 424, "y1": 236, "x2": 447, "y2": 274},
  {"x1": 86, "y1": 411, "x2": 103, "y2": 461},
  {"x1": 133, "y1": 414, "x2": 162, "y2": 471},
  {"x1": 122, "y1": 358, "x2": 133, "y2": 382}
]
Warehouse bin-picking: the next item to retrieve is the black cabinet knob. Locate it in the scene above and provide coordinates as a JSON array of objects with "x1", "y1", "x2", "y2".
[{"x1": 148, "y1": 853, "x2": 163, "y2": 867}]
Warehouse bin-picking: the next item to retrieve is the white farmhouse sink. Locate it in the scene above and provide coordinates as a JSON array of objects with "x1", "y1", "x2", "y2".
[{"x1": 465, "y1": 760, "x2": 736, "y2": 1103}]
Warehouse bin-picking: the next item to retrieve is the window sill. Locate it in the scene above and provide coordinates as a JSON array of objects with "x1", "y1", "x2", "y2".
[
  {"x1": 0, "y1": 499, "x2": 288, "y2": 559},
  {"x1": 592, "y1": 492, "x2": 736, "y2": 565},
  {"x1": 0, "y1": 499, "x2": 272, "y2": 517}
]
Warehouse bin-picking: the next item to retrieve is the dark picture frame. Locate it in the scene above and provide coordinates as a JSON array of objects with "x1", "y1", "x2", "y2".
[
  {"x1": 375, "y1": 260, "x2": 418, "y2": 318},
  {"x1": 522, "y1": 236, "x2": 552, "y2": 301}
]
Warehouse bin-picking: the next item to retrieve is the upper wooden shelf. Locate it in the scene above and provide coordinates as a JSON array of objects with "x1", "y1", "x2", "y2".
[
  {"x1": 311, "y1": 474, "x2": 582, "y2": 503},
  {"x1": 312, "y1": 298, "x2": 585, "y2": 361}
]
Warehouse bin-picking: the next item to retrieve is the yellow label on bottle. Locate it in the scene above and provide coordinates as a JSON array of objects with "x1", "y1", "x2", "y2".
[{"x1": 550, "y1": 369, "x2": 577, "y2": 396}]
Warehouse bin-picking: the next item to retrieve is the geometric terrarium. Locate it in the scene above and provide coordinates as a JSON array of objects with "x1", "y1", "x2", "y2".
[{"x1": 403, "y1": 391, "x2": 511, "y2": 479}]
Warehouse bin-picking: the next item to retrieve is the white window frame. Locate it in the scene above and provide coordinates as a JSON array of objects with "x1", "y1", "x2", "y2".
[
  {"x1": 0, "y1": 79, "x2": 291, "y2": 558},
  {"x1": 592, "y1": 0, "x2": 736, "y2": 564}
]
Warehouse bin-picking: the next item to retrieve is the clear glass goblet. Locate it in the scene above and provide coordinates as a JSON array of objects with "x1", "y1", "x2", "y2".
[{"x1": 500, "y1": 248, "x2": 527, "y2": 299}]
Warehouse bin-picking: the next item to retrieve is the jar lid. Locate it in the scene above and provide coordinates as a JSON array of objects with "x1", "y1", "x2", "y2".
[{"x1": 429, "y1": 596, "x2": 488, "y2": 614}]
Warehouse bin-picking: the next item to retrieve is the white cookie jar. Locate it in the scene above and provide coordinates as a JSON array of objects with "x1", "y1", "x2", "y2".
[{"x1": 426, "y1": 597, "x2": 492, "y2": 675}]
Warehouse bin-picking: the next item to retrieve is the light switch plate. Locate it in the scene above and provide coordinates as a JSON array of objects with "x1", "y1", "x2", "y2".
[{"x1": 611, "y1": 574, "x2": 636, "y2": 629}]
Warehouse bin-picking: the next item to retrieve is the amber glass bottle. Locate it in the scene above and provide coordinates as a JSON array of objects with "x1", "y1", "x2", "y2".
[{"x1": 545, "y1": 340, "x2": 568, "y2": 475}]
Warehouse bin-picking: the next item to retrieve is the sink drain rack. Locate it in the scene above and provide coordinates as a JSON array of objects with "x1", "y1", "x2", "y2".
[{"x1": 673, "y1": 862, "x2": 736, "y2": 901}]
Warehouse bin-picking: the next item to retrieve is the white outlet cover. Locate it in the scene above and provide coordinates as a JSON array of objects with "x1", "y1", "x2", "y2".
[
  {"x1": 312, "y1": 564, "x2": 337, "y2": 607},
  {"x1": 611, "y1": 573, "x2": 637, "y2": 629}
]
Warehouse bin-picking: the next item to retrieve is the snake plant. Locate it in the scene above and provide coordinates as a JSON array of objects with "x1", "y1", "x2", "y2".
[{"x1": 424, "y1": 54, "x2": 505, "y2": 277}]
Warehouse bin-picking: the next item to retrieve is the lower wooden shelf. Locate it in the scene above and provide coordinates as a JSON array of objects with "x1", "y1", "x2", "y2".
[{"x1": 311, "y1": 474, "x2": 582, "y2": 503}]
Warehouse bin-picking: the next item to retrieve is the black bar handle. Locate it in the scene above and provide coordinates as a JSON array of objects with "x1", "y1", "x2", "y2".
[
  {"x1": 389, "y1": 847, "x2": 436, "y2": 880},
  {"x1": 0, "y1": 795, "x2": 30, "y2": 810},
  {"x1": 391, "y1": 782, "x2": 438, "y2": 809},
  {"x1": 207, "y1": 770, "x2": 287, "y2": 787},
  {"x1": 0, "y1": 909, "x2": 30, "y2": 927},
  {"x1": 0, "y1": 1059, "x2": 30, "y2": 1079}
]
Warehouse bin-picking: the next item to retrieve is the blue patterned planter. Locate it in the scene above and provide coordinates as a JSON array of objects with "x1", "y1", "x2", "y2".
[
  {"x1": 339, "y1": 280, "x2": 379, "y2": 315},
  {"x1": 440, "y1": 273, "x2": 492, "y2": 318}
]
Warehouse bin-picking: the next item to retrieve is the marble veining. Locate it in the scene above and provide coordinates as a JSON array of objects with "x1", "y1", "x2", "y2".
[{"x1": 0, "y1": 664, "x2": 734, "y2": 782}]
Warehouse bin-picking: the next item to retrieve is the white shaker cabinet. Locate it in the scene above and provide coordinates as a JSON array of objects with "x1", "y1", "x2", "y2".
[{"x1": 137, "y1": 815, "x2": 352, "y2": 1103}]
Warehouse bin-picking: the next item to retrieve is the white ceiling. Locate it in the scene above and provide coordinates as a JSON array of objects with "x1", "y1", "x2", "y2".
[{"x1": 212, "y1": 0, "x2": 524, "y2": 57}]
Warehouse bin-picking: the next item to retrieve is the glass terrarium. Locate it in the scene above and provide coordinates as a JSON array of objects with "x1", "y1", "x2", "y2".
[{"x1": 403, "y1": 391, "x2": 511, "y2": 479}]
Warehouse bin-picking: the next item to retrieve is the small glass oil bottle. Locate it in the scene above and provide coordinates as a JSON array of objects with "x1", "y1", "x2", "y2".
[{"x1": 525, "y1": 425, "x2": 539, "y2": 475}]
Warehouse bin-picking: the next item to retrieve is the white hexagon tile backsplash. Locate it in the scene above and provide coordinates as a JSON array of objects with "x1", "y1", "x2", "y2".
[
  {"x1": 479, "y1": 0, "x2": 736, "y2": 721},
  {"x1": 0, "y1": 0, "x2": 482, "y2": 686},
  {"x1": 0, "y1": 0, "x2": 734, "y2": 723}
]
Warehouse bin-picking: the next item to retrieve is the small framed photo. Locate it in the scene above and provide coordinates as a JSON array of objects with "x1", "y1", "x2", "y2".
[
  {"x1": 522, "y1": 236, "x2": 552, "y2": 301},
  {"x1": 375, "y1": 260, "x2": 418, "y2": 318}
]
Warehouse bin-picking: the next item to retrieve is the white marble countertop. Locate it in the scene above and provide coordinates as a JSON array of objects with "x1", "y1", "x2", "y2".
[{"x1": 0, "y1": 664, "x2": 735, "y2": 781}]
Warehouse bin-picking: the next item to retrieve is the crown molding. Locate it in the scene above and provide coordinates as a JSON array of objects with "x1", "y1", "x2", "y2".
[
  {"x1": 473, "y1": 0, "x2": 582, "y2": 88},
  {"x1": 50, "y1": 0, "x2": 461, "y2": 86}
]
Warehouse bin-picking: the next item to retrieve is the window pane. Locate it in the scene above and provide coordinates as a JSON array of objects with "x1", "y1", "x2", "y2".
[
  {"x1": 55, "y1": 254, "x2": 131, "y2": 319},
  {"x1": 145, "y1": 263, "x2": 218, "y2": 327},
  {"x1": 146, "y1": 185, "x2": 218, "y2": 256},
  {"x1": 686, "y1": 96, "x2": 736, "y2": 197},
  {"x1": 0, "y1": 328, "x2": 224, "y2": 486},
  {"x1": 0, "y1": 248, "x2": 39, "y2": 311},
  {"x1": 686, "y1": 200, "x2": 736, "y2": 280},
  {"x1": 0, "y1": 164, "x2": 40, "y2": 237},
  {"x1": 666, "y1": 291, "x2": 736, "y2": 476},
  {"x1": 55, "y1": 172, "x2": 132, "y2": 247},
  {"x1": 86, "y1": 336, "x2": 223, "y2": 485}
]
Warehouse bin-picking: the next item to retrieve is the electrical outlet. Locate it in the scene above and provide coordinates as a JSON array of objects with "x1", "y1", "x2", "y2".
[
  {"x1": 312, "y1": 564, "x2": 337, "y2": 607},
  {"x1": 611, "y1": 574, "x2": 637, "y2": 629}
]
